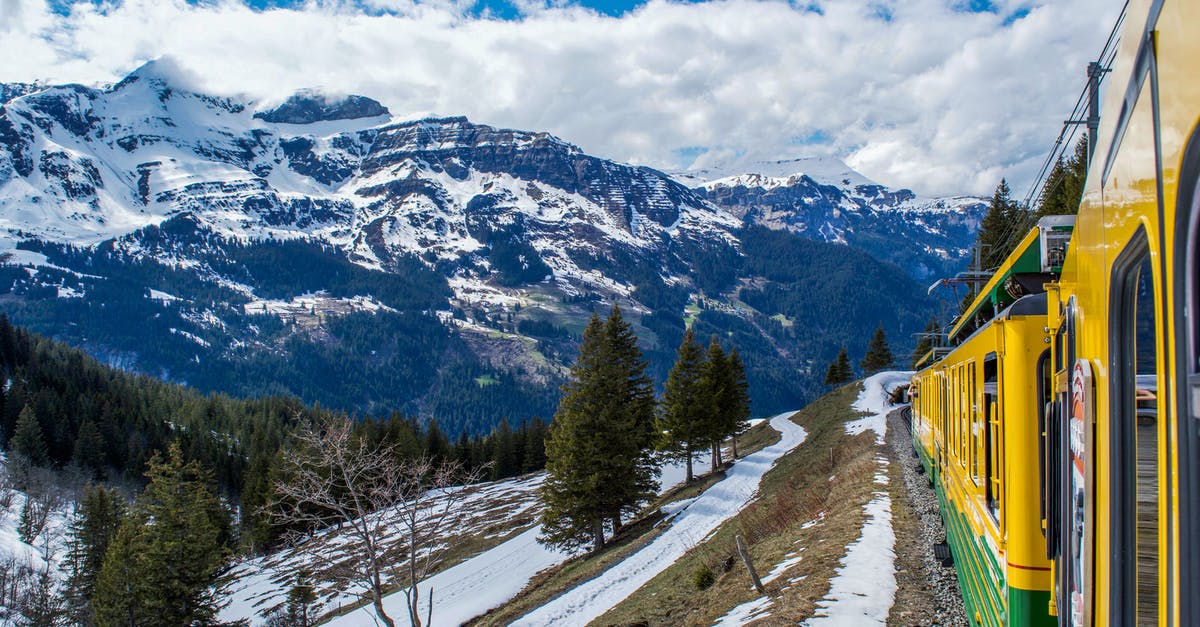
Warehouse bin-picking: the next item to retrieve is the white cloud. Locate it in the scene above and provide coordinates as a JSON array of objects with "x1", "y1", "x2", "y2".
[{"x1": 0, "y1": 0, "x2": 1122, "y2": 196}]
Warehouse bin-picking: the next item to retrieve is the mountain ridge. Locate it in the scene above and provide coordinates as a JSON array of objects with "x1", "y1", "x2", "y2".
[{"x1": 0, "y1": 65, "x2": 977, "y2": 433}]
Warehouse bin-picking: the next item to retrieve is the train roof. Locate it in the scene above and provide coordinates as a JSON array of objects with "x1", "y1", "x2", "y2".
[
  {"x1": 914, "y1": 292, "x2": 1050, "y2": 370},
  {"x1": 946, "y1": 215, "x2": 1074, "y2": 345}
]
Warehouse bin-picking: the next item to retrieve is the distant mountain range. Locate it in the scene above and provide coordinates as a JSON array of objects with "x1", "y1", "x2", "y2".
[{"x1": 0, "y1": 60, "x2": 985, "y2": 433}]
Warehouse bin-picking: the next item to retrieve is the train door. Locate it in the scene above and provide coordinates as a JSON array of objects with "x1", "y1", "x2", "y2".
[
  {"x1": 1174, "y1": 128, "x2": 1200, "y2": 626},
  {"x1": 1110, "y1": 230, "x2": 1162, "y2": 625}
]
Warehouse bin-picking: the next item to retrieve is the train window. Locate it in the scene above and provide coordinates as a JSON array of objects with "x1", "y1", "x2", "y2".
[
  {"x1": 1036, "y1": 350, "x2": 1051, "y2": 536},
  {"x1": 971, "y1": 365, "x2": 981, "y2": 485},
  {"x1": 983, "y1": 355, "x2": 1000, "y2": 521},
  {"x1": 1110, "y1": 230, "x2": 1159, "y2": 625}
]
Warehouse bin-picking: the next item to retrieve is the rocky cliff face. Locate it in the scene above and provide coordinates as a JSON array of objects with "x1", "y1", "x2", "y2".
[{"x1": 0, "y1": 62, "x2": 975, "y2": 432}]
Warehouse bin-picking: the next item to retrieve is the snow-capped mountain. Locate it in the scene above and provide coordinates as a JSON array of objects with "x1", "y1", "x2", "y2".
[
  {"x1": 0, "y1": 61, "x2": 973, "y2": 430},
  {"x1": 674, "y1": 158, "x2": 987, "y2": 280}
]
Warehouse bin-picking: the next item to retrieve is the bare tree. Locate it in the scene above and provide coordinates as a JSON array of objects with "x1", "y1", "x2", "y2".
[{"x1": 267, "y1": 417, "x2": 486, "y2": 627}]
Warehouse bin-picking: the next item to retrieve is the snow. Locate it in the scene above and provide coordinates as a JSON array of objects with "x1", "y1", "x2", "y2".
[
  {"x1": 761, "y1": 552, "x2": 805, "y2": 585},
  {"x1": 846, "y1": 371, "x2": 913, "y2": 443},
  {"x1": 671, "y1": 157, "x2": 876, "y2": 189},
  {"x1": 803, "y1": 371, "x2": 905, "y2": 626},
  {"x1": 228, "y1": 451, "x2": 713, "y2": 625},
  {"x1": 148, "y1": 288, "x2": 180, "y2": 302},
  {"x1": 803, "y1": 495, "x2": 896, "y2": 626},
  {"x1": 713, "y1": 595, "x2": 774, "y2": 626},
  {"x1": 514, "y1": 411, "x2": 806, "y2": 626}
]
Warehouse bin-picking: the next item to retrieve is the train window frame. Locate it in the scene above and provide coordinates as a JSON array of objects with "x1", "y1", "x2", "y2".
[
  {"x1": 983, "y1": 353, "x2": 1000, "y2": 521},
  {"x1": 1108, "y1": 226, "x2": 1154, "y2": 625},
  {"x1": 1036, "y1": 349, "x2": 1051, "y2": 537},
  {"x1": 1173, "y1": 123, "x2": 1200, "y2": 625}
]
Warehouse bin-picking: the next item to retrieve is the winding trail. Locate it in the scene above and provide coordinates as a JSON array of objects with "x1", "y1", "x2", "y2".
[{"x1": 514, "y1": 410, "x2": 807, "y2": 626}]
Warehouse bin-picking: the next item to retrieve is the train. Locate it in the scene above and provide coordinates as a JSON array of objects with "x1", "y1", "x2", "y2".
[{"x1": 909, "y1": 1, "x2": 1200, "y2": 624}]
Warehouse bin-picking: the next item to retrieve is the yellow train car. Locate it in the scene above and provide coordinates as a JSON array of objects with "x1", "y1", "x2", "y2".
[
  {"x1": 912, "y1": 272, "x2": 1058, "y2": 625},
  {"x1": 1043, "y1": 1, "x2": 1200, "y2": 624},
  {"x1": 914, "y1": 1, "x2": 1200, "y2": 624}
]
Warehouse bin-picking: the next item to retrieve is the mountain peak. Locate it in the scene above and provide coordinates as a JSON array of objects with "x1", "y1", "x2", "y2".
[
  {"x1": 672, "y1": 156, "x2": 877, "y2": 189},
  {"x1": 111, "y1": 57, "x2": 206, "y2": 94},
  {"x1": 253, "y1": 89, "x2": 390, "y2": 124}
]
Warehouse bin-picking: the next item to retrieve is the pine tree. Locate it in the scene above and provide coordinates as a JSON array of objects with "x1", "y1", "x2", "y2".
[
  {"x1": 977, "y1": 178, "x2": 1031, "y2": 269},
  {"x1": 911, "y1": 317, "x2": 940, "y2": 369},
  {"x1": 860, "y1": 325, "x2": 894, "y2": 374},
  {"x1": 491, "y1": 417, "x2": 519, "y2": 479},
  {"x1": 72, "y1": 419, "x2": 106, "y2": 477},
  {"x1": 521, "y1": 417, "x2": 548, "y2": 472},
  {"x1": 699, "y1": 337, "x2": 730, "y2": 471},
  {"x1": 540, "y1": 314, "x2": 612, "y2": 552},
  {"x1": 64, "y1": 484, "x2": 127, "y2": 626},
  {"x1": 93, "y1": 519, "x2": 142, "y2": 627},
  {"x1": 660, "y1": 328, "x2": 707, "y2": 483},
  {"x1": 1036, "y1": 137, "x2": 1088, "y2": 218},
  {"x1": 600, "y1": 305, "x2": 658, "y2": 530},
  {"x1": 92, "y1": 444, "x2": 230, "y2": 626},
  {"x1": 11, "y1": 405, "x2": 49, "y2": 466},
  {"x1": 285, "y1": 571, "x2": 316, "y2": 627},
  {"x1": 726, "y1": 348, "x2": 752, "y2": 459},
  {"x1": 824, "y1": 347, "x2": 853, "y2": 385},
  {"x1": 539, "y1": 306, "x2": 658, "y2": 552}
]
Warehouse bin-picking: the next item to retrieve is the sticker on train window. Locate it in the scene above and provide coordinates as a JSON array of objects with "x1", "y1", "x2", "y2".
[{"x1": 1069, "y1": 358, "x2": 1093, "y2": 626}]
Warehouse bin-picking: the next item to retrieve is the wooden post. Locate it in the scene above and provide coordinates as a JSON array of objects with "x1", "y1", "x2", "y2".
[{"x1": 736, "y1": 534, "x2": 766, "y2": 594}]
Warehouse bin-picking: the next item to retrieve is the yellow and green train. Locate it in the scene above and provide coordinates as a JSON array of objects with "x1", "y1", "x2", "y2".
[{"x1": 911, "y1": 1, "x2": 1200, "y2": 624}]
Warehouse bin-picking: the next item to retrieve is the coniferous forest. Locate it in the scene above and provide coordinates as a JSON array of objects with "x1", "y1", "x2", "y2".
[{"x1": 0, "y1": 307, "x2": 755, "y2": 623}]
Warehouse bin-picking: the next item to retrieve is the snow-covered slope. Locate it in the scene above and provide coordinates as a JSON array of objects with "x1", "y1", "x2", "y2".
[{"x1": 222, "y1": 454, "x2": 718, "y2": 625}]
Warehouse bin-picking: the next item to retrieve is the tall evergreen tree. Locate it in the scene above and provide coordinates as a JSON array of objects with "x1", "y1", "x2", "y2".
[
  {"x1": 1036, "y1": 137, "x2": 1088, "y2": 218},
  {"x1": 540, "y1": 314, "x2": 609, "y2": 552},
  {"x1": 92, "y1": 444, "x2": 230, "y2": 626},
  {"x1": 726, "y1": 348, "x2": 752, "y2": 459},
  {"x1": 64, "y1": 484, "x2": 127, "y2": 626},
  {"x1": 824, "y1": 347, "x2": 853, "y2": 386},
  {"x1": 600, "y1": 305, "x2": 659, "y2": 531},
  {"x1": 540, "y1": 306, "x2": 659, "y2": 552},
  {"x1": 72, "y1": 419, "x2": 106, "y2": 477},
  {"x1": 660, "y1": 328, "x2": 707, "y2": 483},
  {"x1": 699, "y1": 337, "x2": 730, "y2": 470},
  {"x1": 490, "y1": 417, "x2": 519, "y2": 479},
  {"x1": 521, "y1": 417, "x2": 548, "y2": 472},
  {"x1": 860, "y1": 325, "x2": 894, "y2": 374},
  {"x1": 977, "y1": 178, "x2": 1030, "y2": 269},
  {"x1": 11, "y1": 405, "x2": 48, "y2": 467}
]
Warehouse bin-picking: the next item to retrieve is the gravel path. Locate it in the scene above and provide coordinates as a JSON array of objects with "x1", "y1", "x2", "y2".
[{"x1": 886, "y1": 407, "x2": 968, "y2": 627}]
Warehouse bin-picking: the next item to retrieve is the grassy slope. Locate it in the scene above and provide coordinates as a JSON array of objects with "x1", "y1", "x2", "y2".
[{"x1": 593, "y1": 382, "x2": 882, "y2": 625}]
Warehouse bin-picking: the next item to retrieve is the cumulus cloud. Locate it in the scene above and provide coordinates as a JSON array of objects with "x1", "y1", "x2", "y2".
[{"x1": 0, "y1": 0, "x2": 1122, "y2": 196}]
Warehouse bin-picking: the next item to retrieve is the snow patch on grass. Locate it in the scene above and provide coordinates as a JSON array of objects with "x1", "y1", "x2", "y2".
[
  {"x1": 846, "y1": 371, "x2": 912, "y2": 442},
  {"x1": 803, "y1": 493, "x2": 896, "y2": 625}
]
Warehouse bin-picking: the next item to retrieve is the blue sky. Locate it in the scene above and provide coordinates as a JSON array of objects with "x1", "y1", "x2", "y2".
[{"x1": 5, "y1": 0, "x2": 1121, "y2": 196}]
